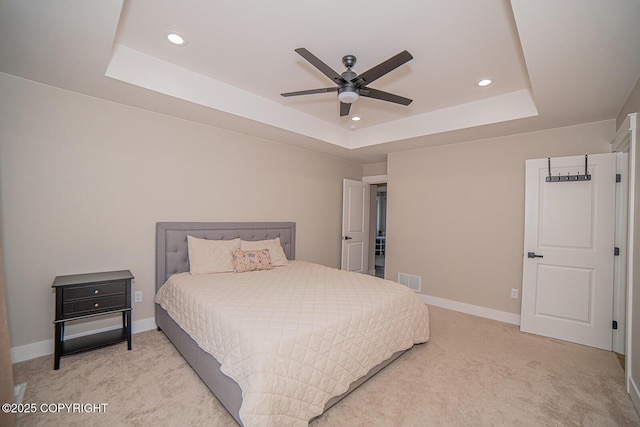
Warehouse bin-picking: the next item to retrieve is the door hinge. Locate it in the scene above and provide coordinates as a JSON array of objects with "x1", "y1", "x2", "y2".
[
  {"x1": 613, "y1": 320, "x2": 618, "y2": 330},
  {"x1": 616, "y1": 173, "x2": 622, "y2": 183},
  {"x1": 614, "y1": 247, "x2": 620, "y2": 256}
]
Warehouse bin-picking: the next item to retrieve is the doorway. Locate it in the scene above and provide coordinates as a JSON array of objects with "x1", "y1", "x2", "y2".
[
  {"x1": 611, "y1": 112, "x2": 638, "y2": 410},
  {"x1": 363, "y1": 174, "x2": 388, "y2": 278},
  {"x1": 374, "y1": 185, "x2": 387, "y2": 278}
]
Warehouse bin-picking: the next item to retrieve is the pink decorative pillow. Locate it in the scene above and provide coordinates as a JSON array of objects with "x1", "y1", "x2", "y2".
[{"x1": 231, "y1": 249, "x2": 273, "y2": 273}]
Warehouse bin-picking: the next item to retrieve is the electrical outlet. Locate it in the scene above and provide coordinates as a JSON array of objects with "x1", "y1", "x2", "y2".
[
  {"x1": 511, "y1": 288, "x2": 519, "y2": 299},
  {"x1": 134, "y1": 291, "x2": 142, "y2": 303}
]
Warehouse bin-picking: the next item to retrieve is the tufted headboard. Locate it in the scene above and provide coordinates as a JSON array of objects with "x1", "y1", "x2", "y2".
[{"x1": 155, "y1": 222, "x2": 296, "y2": 292}]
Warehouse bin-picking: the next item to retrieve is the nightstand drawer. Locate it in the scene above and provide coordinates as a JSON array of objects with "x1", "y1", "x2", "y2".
[
  {"x1": 64, "y1": 280, "x2": 126, "y2": 300},
  {"x1": 63, "y1": 294, "x2": 127, "y2": 317}
]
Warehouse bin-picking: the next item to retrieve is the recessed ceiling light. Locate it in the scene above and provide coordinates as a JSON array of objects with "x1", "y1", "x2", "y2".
[
  {"x1": 477, "y1": 79, "x2": 493, "y2": 87},
  {"x1": 166, "y1": 32, "x2": 186, "y2": 46},
  {"x1": 351, "y1": 116, "x2": 361, "y2": 121}
]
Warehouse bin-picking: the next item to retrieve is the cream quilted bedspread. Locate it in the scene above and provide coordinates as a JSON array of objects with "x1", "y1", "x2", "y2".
[{"x1": 155, "y1": 260, "x2": 430, "y2": 427}]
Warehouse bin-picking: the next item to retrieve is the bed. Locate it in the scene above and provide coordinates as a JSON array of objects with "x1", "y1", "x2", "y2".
[{"x1": 155, "y1": 222, "x2": 429, "y2": 426}]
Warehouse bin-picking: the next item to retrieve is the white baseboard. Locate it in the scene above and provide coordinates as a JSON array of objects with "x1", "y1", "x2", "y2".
[
  {"x1": 418, "y1": 294, "x2": 521, "y2": 326},
  {"x1": 131, "y1": 317, "x2": 157, "y2": 334},
  {"x1": 10, "y1": 317, "x2": 157, "y2": 364},
  {"x1": 14, "y1": 382, "x2": 26, "y2": 404},
  {"x1": 630, "y1": 375, "x2": 640, "y2": 416}
]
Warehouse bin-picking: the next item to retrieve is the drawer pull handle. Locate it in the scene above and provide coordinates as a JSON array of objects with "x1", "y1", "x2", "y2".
[
  {"x1": 94, "y1": 289, "x2": 99, "y2": 294},
  {"x1": 94, "y1": 303, "x2": 99, "y2": 308}
]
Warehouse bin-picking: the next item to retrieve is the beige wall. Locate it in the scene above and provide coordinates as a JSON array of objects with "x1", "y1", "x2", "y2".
[
  {"x1": 0, "y1": 73, "x2": 362, "y2": 348},
  {"x1": 386, "y1": 120, "x2": 614, "y2": 314},
  {"x1": 363, "y1": 162, "x2": 387, "y2": 177}
]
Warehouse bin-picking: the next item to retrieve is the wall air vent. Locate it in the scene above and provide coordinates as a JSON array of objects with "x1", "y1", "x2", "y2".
[{"x1": 398, "y1": 273, "x2": 421, "y2": 292}]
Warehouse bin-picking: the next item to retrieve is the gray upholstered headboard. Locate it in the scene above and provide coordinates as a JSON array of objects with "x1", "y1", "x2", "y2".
[{"x1": 155, "y1": 222, "x2": 296, "y2": 292}]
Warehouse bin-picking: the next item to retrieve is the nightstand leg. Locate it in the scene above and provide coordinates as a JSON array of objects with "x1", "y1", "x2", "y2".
[
  {"x1": 54, "y1": 322, "x2": 63, "y2": 370},
  {"x1": 125, "y1": 311, "x2": 132, "y2": 350}
]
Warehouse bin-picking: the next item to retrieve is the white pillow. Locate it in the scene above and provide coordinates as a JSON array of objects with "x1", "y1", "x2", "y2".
[
  {"x1": 240, "y1": 237, "x2": 289, "y2": 266},
  {"x1": 187, "y1": 236, "x2": 240, "y2": 274}
]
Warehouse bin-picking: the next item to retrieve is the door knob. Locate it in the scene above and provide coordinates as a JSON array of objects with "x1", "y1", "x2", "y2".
[
  {"x1": 344, "y1": 236, "x2": 353, "y2": 240},
  {"x1": 527, "y1": 252, "x2": 543, "y2": 258}
]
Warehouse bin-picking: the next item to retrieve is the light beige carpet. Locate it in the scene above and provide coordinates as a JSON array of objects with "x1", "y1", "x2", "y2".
[{"x1": 12, "y1": 306, "x2": 640, "y2": 426}]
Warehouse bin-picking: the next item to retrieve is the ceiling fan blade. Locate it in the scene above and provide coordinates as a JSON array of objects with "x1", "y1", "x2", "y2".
[
  {"x1": 295, "y1": 48, "x2": 346, "y2": 85},
  {"x1": 354, "y1": 50, "x2": 413, "y2": 86},
  {"x1": 281, "y1": 87, "x2": 338, "y2": 97},
  {"x1": 340, "y1": 102, "x2": 351, "y2": 117},
  {"x1": 360, "y1": 88, "x2": 413, "y2": 106}
]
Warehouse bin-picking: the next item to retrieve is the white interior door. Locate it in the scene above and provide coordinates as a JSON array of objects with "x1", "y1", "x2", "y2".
[
  {"x1": 341, "y1": 179, "x2": 370, "y2": 272},
  {"x1": 521, "y1": 153, "x2": 616, "y2": 350}
]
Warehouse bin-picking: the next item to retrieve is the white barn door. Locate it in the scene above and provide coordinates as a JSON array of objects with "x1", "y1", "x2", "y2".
[
  {"x1": 341, "y1": 179, "x2": 370, "y2": 273},
  {"x1": 521, "y1": 153, "x2": 616, "y2": 350}
]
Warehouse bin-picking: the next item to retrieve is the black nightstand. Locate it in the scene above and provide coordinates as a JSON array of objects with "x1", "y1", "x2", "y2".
[{"x1": 52, "y1": 270, "x2": 134, "y2": 370}]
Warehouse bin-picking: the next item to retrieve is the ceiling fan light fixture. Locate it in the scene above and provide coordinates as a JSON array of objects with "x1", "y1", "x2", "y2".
[
  {"x1": 338, "y1": 87, "x2": 359, "y2": 104},
  {"x1": 282, "y1": 48, "x2": 413, "y2": 115}
]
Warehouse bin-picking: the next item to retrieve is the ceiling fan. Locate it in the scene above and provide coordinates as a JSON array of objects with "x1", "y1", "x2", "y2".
[{"x1": 281, "y1": 48, "x2": 414, "y2": 117}]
